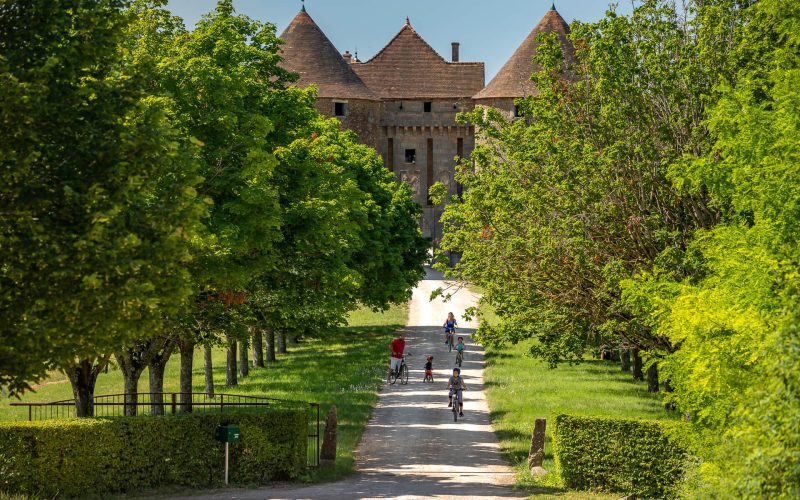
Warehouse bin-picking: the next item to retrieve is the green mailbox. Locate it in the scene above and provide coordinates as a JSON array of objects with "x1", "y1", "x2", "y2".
[{"x1": 215, "y1": 424, "x2": 241, "y2": 444}]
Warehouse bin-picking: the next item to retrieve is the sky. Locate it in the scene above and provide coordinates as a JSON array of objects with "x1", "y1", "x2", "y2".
[{"x1": 165, "y1": 1, "x2": 635, "y2": 81}]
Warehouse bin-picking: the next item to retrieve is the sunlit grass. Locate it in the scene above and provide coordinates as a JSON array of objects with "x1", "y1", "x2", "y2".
[
  {"x1": 478, "y1": 303, "x2": 675, "y2": 495},
  {"x1": 1, "y1": 302, "x2": 408, "y2": 482}
]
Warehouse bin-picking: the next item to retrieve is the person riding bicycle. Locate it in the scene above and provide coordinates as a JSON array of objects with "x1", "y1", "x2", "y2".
[
  {"x1": 388, "y1": 332, "x2": 406, "y2": 378},
  {"x1": 443, "y1": 312, "x2": 458, "y2": 344},
  {"x1": 455, "y1": 336, "x2": 466, "y2": 363},
  {"x1": 448, "y1": 367, "x2": 468, "y2": 417}
]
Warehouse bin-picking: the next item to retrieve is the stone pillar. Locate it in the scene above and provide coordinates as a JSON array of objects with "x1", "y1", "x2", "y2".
[
  {"x1": 321, "y1": 405, "x2": 338, "y2": 466},
  {"x1": 528, "y1": 418, "x2": 546, "y2": 469}
]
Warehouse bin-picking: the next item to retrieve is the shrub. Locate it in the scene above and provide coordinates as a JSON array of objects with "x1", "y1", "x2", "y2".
[
  {"x1": 0, "y1": 409, "x2": 307, "y2": 498},
  {"x1": 552, "y1": 413, "x2": 688, "y2": 498}
]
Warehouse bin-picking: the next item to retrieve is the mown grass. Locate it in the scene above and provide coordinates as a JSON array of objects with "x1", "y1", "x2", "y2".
[
  {"x1": 478, "y1": 304, "x2": 675, "y2": 496},
  {"x1": 0, "y1": 303, "x2": 407, "y2": 483}
]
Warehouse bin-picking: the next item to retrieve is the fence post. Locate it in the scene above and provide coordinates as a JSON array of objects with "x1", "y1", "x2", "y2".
[{"x1": 171, "y1": 393, "x2": 177, "y2": 414}]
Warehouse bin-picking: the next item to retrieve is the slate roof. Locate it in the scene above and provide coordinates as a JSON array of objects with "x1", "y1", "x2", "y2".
[
  {"x1": 279, "y1": 9, "x2": 377, "y2": 100},
  {"x1": 351, "y1": 19, "x2": 484, "y2": 99},
  {"x1": 473, "y1": 7, "x2": 575, "y2": 100}
]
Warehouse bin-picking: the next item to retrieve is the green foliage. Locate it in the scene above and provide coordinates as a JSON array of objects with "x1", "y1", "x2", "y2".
[
  {"x1": 440, "y1": 0, "x2": 739, "y2": 365},
  {"x1": 0, "y1": 410, "x2": 306, "y2": 497},
  {"x1": 552, "y1": 414, "x2": 688, "y2": 498},
  {"x1": 0, "y1": 0, "x2": 205, "y2": 393},
  {"x1": 622, "y1": 1, "x2": 800, "y2": 496}
]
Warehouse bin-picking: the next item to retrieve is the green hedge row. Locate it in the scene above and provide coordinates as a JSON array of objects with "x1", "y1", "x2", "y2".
[
  {"x1": 0, "y1": 410, "x2": 307, "y2": 498},
  {"x1": 552, "y1": 413, "x2": 688, "y2": 498}
]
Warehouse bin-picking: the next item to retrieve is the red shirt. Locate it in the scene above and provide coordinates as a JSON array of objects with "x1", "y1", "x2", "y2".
[{"x1": 390, "y1": 338, "x2": 405, "y2": 359}]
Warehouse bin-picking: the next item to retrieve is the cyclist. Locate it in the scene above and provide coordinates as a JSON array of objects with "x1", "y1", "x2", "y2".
[
  {"x1": 388, "y1": 332, "x2": 406, "y2": 378},
  {"x1": 443, "y1": 312, "x2": 458, "y2": 345},
  {"x1": 448, "y1": 367, "x2": 468, "y2": 417},
  {"x1": 455, "y1": 336, "x2": 466, "y2": 364}
]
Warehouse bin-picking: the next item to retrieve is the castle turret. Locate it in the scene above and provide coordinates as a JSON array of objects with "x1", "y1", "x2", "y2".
[
  {"x1": 279, "y1": 7, "x2": 380, "y2": 146},
  {"x1": 473, "y1": 6, "x2": 575, "y2": 117}
]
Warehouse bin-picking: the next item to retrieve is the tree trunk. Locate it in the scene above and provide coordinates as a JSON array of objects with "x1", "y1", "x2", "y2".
[
  {"x1": 147, "y1": 337, "x2": 176, "y2": 416},
  {"x1": 226, "y1": 335, "x2": 237, "y2": 387},
  {"x1": 277, "y1": 331, "x2": 287, "y2": 354},
  {"x1": 646, "y1": 362, "x2": 659, "y2": 393},
  {"x1": 620, "y1": 348, "x2": 631, "y2": 372},
  {"x1": 204, "y1": 346, "x2": 215, "y2": 398},
  {"x1": 239, "y1": 340, "x2": 249, "y2": 378},
  {"x1": 149, "y1": 361, "x2": 167, "y2": 415},
  {"x1": 265, "y1": 329, "x2": 276, "y2": 362},
  {"x1": 664, "y1": 379, "x2": 675, "y2": 411},
  {"x1": 64, "y1": 356, "x2": 109, "y2": 417},
  {"x1": 632, "y1": 348, "x2": 644, "y2": 381},
  {"x1": 116, "y1": 350, "x2": 148, "y2": 416},
  {"x1": 252, "y1": 330, "x2": 264, "y2": 368},
  {"x1": 178, "y1": 338, "x2": 194, "y2": 412}
]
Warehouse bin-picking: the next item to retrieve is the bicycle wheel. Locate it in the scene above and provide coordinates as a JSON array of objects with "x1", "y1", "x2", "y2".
[
  {"x1": 388, "y1": 367, "x2": 397, "y2": 385},
  {"x1": 456, "y1": 352, "x2": 463, "y2": 367},
  {"x1": 400, "y1": 362, "x2": 409, "y2": 385},
  {"x1": 452, "y1": 402, "x2": 458, "y2": 422},
  {"x1": 448, "y1": 336, "x2": 453, "y2": 352}
]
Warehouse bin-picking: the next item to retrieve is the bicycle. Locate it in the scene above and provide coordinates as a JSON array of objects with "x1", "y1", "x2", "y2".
[
  {"x1": 387, "y1": 355, "x2": 409, "y2": 385},
  {"x1": 451, "y1": 388, "x2": 464, "y2": 422},
  {"x1": 445, "y1": 330, "x2": 455, "y2": 352},
  {"x1": 455, "y1": 349, "x2": 463, "y2": 367}
]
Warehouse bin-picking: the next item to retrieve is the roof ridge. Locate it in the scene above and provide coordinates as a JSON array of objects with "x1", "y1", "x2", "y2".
[{"x1": 363, "y1": 21, "x2": 446, "y2": 64}]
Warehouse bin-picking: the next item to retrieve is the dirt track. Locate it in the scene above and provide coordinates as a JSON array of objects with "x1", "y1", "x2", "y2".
[{"x1": 182, "y1": 268, "x2": 524, "y2": 499}]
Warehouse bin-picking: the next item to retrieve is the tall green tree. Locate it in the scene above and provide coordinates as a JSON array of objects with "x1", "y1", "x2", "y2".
[
  {"x1": 439, "y1": 0, "x2": 741, "y2": 370},
  {"x1": 623, "y1": 1, "x2": 800, "y2": 495},
  {"x1": 0, "y1": 0, "x2": 204, "y2": 411}
]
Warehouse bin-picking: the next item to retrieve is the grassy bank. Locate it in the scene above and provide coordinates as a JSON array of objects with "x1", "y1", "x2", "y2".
[
  {"x1": 479, "y1": 308, "x2": 675, "y2": 496},
  {"x1": 0, "y1": 303, "x2": 407, "y2": 481}
]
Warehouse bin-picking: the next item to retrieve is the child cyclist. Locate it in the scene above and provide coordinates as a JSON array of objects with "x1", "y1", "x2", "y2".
[
  {"x1": 443, "y1": 312, "x2": 458, "y2": 345},
  {"x1": 423, "y1": 355, "x2": 434, "y2": 382},
  {"x1": 455, "y1": 336, "x2": 466, "y2": 365},
  {"x1": 448, "y1": 367, "x2": 468, "y2": 417}
]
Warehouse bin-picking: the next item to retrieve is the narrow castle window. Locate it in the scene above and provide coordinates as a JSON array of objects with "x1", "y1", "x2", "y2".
[
  {"x1": 405, "y1": 149, "x2": 416, "y2": 164},
  {"x1": 334, "y1": 102, "x2": 347, "y2": 117},
  {"x1": 424, "y1": 101, "x2": 432, "y2": 113}
]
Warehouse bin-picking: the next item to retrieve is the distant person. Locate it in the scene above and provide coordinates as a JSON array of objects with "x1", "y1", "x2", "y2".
[
  {"x1": 388, "y1": 332, "x2": 406, "y2": 378},
  {"x1": 423, "y1": 355, "x2": 434, "y2": 382},
  {"x1": 448, "y1": 367, "x2": 468, "y2": 417},
  {"x1": 443, "y1": 312, "x2": 458, "y2": 345}
]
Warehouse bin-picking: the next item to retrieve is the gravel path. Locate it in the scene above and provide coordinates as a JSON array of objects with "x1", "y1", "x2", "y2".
[{"x1": 182, "y1": 268, "x2": 524, "y2": 499}]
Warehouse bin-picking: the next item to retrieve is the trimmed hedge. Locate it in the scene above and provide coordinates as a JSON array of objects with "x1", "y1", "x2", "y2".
[
  {"x1": 0, "y1": 410, "x2": 307, "y2": 498},
  {"x1": 552, "y1": 413, "x2": 688, "y2": 498}
]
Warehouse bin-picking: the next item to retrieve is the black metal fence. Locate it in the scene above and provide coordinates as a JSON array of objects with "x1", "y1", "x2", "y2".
[{"x1": 10, "y1": 393, "x2": 321, "y2": 468}]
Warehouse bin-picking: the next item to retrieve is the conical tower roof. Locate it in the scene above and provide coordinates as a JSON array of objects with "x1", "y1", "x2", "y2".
[
  {"x1": 279, "y1": 9, "x2": 377, "y2": 100},
  {"x1": 474, "y1": 6, "x2": 575, "y2": 100}
]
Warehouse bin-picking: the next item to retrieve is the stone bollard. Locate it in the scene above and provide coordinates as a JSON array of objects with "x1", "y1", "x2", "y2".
[
  {"x1": 528, "y1": 418, "x2": 546, "y2": 471},
  {"x1": 320, "y1": 405, "x2": 338, "y2": 466}
]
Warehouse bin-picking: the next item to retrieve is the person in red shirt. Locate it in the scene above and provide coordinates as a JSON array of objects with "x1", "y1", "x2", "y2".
[{"x1": 388, "y1": 332, "x2": 406, "y2": 377}]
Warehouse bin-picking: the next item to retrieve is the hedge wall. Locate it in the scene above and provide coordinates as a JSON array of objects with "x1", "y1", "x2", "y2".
[
  {"x1": 0, "y1": 410, "x2": 307, "y2": 498},
  {"x1": 552, "y1": 413, "x2": 688, "y2": 498}
]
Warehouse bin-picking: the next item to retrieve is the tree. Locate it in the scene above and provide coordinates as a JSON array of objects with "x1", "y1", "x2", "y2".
[
  {"x1": 622, "y1": 1, "x2": 800, "y2": 495},
  {"x1": 438, "y1": 0, "x2": 739, "y2": 368},
  {"x1": 0, "y1": 0, "x2": 205, "y2": 412}
]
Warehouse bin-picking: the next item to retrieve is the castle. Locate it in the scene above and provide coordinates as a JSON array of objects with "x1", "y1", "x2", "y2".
[{"x1": 279, "y1": 4, "x2": 574, "y2": 240}]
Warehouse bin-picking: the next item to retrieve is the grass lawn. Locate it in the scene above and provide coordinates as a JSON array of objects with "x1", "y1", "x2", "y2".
[
  {"x1": 0, "y1": 303, "x2": 408, "y2": 482},
  {"x1": 478, "y1": 305, "x2": 676, "y2": 496}
]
